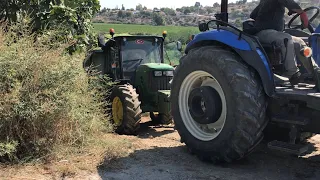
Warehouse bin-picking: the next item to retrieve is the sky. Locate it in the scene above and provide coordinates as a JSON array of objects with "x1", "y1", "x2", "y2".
[{"x1": 99, "y1": 0, "x2": 249, "y2": 10}]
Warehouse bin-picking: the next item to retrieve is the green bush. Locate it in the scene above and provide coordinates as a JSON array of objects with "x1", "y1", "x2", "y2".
[{"x1": 0, "y1": 24, "x2": 113, "y2": 162}]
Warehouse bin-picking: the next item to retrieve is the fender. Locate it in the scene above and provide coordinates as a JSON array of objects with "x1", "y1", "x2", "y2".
[
  {"x1": 185, "y1": 29, "x2": 275, "y2": 97},
  {"x1": 310, "y1": 25, "x2": 320, "y2": 66}
]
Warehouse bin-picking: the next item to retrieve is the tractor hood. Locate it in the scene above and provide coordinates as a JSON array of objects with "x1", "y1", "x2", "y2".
[{"x1": 139, "y1": 63, "x2": 174, "y2": 71}]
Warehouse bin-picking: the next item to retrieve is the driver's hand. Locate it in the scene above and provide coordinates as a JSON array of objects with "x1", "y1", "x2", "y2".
[
  {"x1": 300, "y1": 12, "x2": 309, "y2": 29},
  {"x1": 288, "y1": 11, "x2": 295, "y2": 16}
]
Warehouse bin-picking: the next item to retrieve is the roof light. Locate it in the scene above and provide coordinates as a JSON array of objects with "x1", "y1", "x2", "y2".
[
  {"x1": 162, "y1": 31, "x2": 167, "y2": 38},
  {"x1": 109, "y1": 28, "x2": 115, "y2": 37}
]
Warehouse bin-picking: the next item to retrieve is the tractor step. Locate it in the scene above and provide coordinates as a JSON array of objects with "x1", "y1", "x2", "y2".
[
  {"x1": 271, "y1": 115, "x2": 310, "y2": 125},
  {"x1": 267, "y1": 140, "x2": 309, "y2": 155}
]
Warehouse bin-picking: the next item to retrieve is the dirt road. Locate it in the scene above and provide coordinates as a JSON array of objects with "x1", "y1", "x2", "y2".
[{"x1": 91, "y1": 118, "x2": 320, "y2": 180}]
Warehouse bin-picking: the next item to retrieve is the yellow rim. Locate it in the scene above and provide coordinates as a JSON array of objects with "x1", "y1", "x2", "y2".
[{"x1": 112, "y1": 97, "x2": 123, "y2": 126}]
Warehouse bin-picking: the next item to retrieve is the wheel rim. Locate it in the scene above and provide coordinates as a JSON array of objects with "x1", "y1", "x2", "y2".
[
  {"x1": 112, "y1": 97, "x2": 123, "y2": 126},
  {"x1": 178, "y1": 70, "x2": 227, "y2": 141}
]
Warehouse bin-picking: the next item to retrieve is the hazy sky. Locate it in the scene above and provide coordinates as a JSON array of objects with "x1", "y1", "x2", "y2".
[{"x1": 99, "y1": 0, "x2": 249, "y2": 9}]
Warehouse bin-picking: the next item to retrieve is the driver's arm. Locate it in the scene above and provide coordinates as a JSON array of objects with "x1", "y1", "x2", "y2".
[
  {"x1": 278, "y1": 0, "x2": 303, "y2": 13},
  {"x1": 250, "y1": 4, "x2": 260, "y2": 20},
  {"x1": 278, "y1": 0, "x2": 309, "y2": 28}
]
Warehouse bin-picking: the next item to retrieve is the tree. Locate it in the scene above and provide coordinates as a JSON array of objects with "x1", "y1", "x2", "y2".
[
  {"x1": 117, "y1": 10, "x2": 125, "y2": 18},
  {"x1": 236, "y1": 0, "x2": 247, "y2": 5},
  {"x1": 100, "y1": 7, "x2": 107, "y2": 14},
  {"x1": 234, "y1": 18, "x2": 242, "y2": 28},
  {"x1": 213, "y1": 2, "x2": 220, "y2": 8},
  {"x1": 184, "y1": 8, "x2": 191, "y2": 15},
  {"x1": 136, "y1": 4, "x2": 143, "y2": 11},
  {"x1": 162, "y1": 8, "x2": 176, "y2": 16},
  {"x1": 0, "y1": 0, "x2": 101, "y2": 53},
  {"x1": 206, "y1": 7, "x2": 214, "y2": 14},
  {"x1": 195, "y1": 2, "x2": 201, "y2": 7},
  {"x1": 121, "y1": 4, "x2": 125, "y2": 10},
  {"x1": 152, "y1": 13, "x2": 165, "y2": 26},
  {"x1": 125, "y1": 11, "x2": 133, "y2": 17}
]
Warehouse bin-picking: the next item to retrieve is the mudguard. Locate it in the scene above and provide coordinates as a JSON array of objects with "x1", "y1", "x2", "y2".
[
  {"x1": 185, "y1": 29, "x2": 275, "y2": 96},
  {"x1": 310, "y1": 25, "x2": 320, "y2": 66}
]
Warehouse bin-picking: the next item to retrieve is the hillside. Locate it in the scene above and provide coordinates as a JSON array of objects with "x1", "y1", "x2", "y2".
[{"x1": 93, "y1": 0, "x2": 319, "y2": 28}]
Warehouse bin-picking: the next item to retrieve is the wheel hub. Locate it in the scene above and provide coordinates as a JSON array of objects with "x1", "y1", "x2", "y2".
[
  {"x1": 112, "y1": 97, "x2": 123, "y2": 126},
  {"x1": 188, "y1": 86, "x2": 222, "y2": 124}
]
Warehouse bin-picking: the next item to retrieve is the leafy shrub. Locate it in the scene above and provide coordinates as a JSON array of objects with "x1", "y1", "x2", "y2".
[
  {"x1": 0, "y1": 24, "x2": 113, "y2": 162},
  {"x1": 0, "y1": 0, "x2": 100, "y2": 54}
]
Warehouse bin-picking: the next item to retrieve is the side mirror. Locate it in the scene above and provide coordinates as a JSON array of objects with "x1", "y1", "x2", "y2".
[
  {"x1": 176, "y1": 41, "x2": 182, "y2": 52},
  {"x1": 98, "y1": 34, "x2": 106, "y2": 47},
  {"x1": 199, "y1": 22, "x2": 208, "y2": 32}
]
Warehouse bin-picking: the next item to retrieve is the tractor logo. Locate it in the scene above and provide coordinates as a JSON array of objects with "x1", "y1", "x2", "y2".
[{"x1": 135, "y1": 39, "x2": 144, "y2": 44}]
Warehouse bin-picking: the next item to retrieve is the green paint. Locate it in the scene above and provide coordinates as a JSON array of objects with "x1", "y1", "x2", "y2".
[
  {"x1": 84, "y1": 35, "x2": 173, "y2": 114},
  {"x1": 157, "y1": 90, "x2": 171, "y2": 114},
  {"x1": 135, "y1": 64, "x2": 173, "y2": 113}
]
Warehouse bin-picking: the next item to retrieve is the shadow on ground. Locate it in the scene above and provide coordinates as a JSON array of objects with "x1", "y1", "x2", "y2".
[
  {"x1": 97, "y1": 133, "x2": 320, "y2": 180},
  {"x1": 137, "y1": 120, "x2": 175, "y2": 139}
]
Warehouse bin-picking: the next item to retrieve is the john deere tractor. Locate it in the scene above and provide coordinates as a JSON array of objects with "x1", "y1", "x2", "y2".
[
  {"x1": 84, "y1": 29, "x2": 182, "y2": 135},
  {"x1": 171, "y1": 0, "x2": 320, "y2": 163}
]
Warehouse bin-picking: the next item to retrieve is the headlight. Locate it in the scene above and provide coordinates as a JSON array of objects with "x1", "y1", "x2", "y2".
[
  {"x1": 164, "y1": 71, "x2": 173, "y2": 76},
  {"x1": 154, "y1": 71, "x2": 162, "y2": 76}
]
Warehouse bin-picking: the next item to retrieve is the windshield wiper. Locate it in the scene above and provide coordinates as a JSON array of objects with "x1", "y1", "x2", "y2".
[{"x1": 123, "y1": 59, "x2": 145, "y2": 67}]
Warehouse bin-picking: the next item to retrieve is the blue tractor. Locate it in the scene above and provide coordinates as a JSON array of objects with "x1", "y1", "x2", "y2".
[{"x1": 170, "y1": 0, "x2": 320, "y2": 163}]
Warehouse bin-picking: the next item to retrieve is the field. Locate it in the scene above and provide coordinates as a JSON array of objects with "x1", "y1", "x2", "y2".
[{"x1": 93, "y1": 23, "x2": 198, "y2": 36}]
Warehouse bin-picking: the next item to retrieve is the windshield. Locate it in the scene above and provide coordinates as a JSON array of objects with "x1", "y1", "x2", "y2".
[{"x1": 121, "y1": 38, "x2": 162, "y2": 72}]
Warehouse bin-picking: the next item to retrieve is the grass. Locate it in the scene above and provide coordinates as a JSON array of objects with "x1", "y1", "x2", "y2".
[
  {"x1": 93, "y1": 23, "x2": 199, "y2": 46},
  {"x1": 0, "y1": 134, "x2": 134, "y2": 179},
  {"x1": 93, "y1": 23, "x2": 198, "y2": 36}
]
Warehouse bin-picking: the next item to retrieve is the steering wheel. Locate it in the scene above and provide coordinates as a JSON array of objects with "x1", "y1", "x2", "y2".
[{"x1": 287, "y1": 6, "x2": 320, "y2": 33}]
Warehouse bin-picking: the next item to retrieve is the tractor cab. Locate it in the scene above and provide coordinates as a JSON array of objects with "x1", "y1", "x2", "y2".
[{"x1": 111, "y1": 35, "x2": 165, "y2": 82}]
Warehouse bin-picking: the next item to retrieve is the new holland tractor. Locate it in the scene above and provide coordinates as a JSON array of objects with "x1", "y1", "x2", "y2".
[
  {"x1": 84, "y1": 29, "x2": 182, "y2": 135},
  {"x1": 170, "y1": 0, "x2": 320, "y2": 163}
]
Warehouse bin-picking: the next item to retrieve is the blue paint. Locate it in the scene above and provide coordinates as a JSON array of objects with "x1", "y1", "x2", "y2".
[
  {"x1": 315, "y1": 25, "x2": 320, "y2": 33},
  {"x1": 187, "y1": 29, "x2": 252, "y2": 51},
  {"x1": 256, "y1": 48, "x2": 272, "y2": 80},
  {"x1": 310, "y1": 25, "x2": 320, "y2": 66},
  {"x1": 188, "y1": 29, "x2": 272, "y2": 80}
]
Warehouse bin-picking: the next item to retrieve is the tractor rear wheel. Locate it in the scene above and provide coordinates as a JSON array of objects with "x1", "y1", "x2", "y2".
[
  {"x1": 171, "y1": 46, "x2": 268, "y2": 163},
  {"x1": 150, "y1": 112, "x2": 173, "y2": 125},
  {"x1": 110, "y1": 84, "x2": 142, "y2": 135}
]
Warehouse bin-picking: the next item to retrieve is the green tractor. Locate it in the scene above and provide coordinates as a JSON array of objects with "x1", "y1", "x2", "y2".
[{"x1": 84, "y1": 29, "x2": 182, "y2": 135}]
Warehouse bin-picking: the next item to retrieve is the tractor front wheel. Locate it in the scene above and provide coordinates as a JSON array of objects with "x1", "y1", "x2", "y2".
[
  {"x1": 171, "y1": 46, "x2": 268, "y2": 163},
  {"x1": 110, "y1": 84, "x2": 142, "y2": 135}
]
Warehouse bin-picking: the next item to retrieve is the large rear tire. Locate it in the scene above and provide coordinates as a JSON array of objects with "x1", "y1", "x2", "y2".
[
  {"x1": 171, "y1": 46, "x2": 268, "y2": 163},
  {"x1": 110, "y1": 84, "x2": 142, "y2": 135}
]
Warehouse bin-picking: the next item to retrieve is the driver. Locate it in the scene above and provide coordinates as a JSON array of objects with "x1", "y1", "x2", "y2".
[{"x1": 249, "y1": 0, "x2": 320, "y2": 85}]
